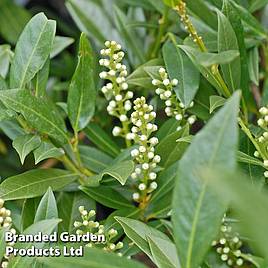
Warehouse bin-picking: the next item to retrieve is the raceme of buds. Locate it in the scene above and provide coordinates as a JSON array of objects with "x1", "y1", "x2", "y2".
[
  {"x1": 255, "y1": 106, "x2": 268, "y2": 179},
  {"x1": 211, "y1": 218, "x2": 249, "y2": 267},
  {"x1": 129, "y1": 97, "x2": 161, "y2": 203},
  {"x1": 153, "y1": 67, "x2": 195, "y2": 130},
  {"x1": 99, "y1": 40, "x2": 133, "y2": 144},
  {"x1": 0, "y1": 199, "x2": 15, "y2": 268},
  {"x1": 73, "y1": 206, "x2": 123, "y2": 256}
]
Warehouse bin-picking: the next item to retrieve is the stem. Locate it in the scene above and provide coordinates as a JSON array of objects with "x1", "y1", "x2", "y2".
[{"x1": 151, "y1": 7, "x2": 169, "y2": 58}]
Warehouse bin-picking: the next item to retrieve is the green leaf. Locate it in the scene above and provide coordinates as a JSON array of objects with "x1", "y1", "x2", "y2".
[
  {"x1": 172, "y1": 92, "x2": 240, "y2": 268},
  {"x1": 85, "y1": 123, "x2": 120, "y2": 157},
  {"x1": 0, "y1": 45, "x2": 12, "y2": 78},
  {"x1": 12, "y1": 134, "x2": 41, "y2": 164},
  {"x1": 57, "y1": 191, "x2": 95, "y2": 233},
  {"x1": 81, "y1": 186, "x2": 133, "y2": 209},
  {"x1": 51, "y1": 36, "x2": 74, "y2": 58},
  {"x1": 80, "y1": 145, "x2": 113, "y2": 173},
  {"x1": 249, "y1": 0, "x2": 268, "y2": 12},
  {"x1": 248, "y1": 46, "x2": 259, "y2": 86},
  {"x1": 162, "y1": 0, "x2": 180, "y2": 7},
  {"x1": 41, "y1": 247, "x2": 147, "y2": 268},
  {"x1": 0, "y1": 89, "x2": 69, "y2": 145},
  {"x1": 0, "y1": 169, "x2": 78, "y2": 200},
  {"x1": 115, "y1": 217, "x2": 171, "y2": 260},
  {"x1": 209, "y1": 95, "x2": 226, "y2": 113},
  {"x1": 0, "y1": 76, "x2": 8, "y2": 90},
  {"x1": 68, "y1": 33, "x2": 96, "y2": 132},
  {"x1": 92, "y1": 160, "x2": 134, "y2": 186},
  {"x1": 34, "y1": 187, "x2": 58, "y2": 222},
  {"x1": 34, "y1": 142, "x2": 64, "y2": 165},
  {"x1": 21, "y1": 198, "x2": 38, "y2": 230},
  {"x1": 10, "y1": 13, "x2": 56, "y2": 88},
  {"x1": 0, "y1": 0, "x2": 31, "y2": 44},
  {"x1": 9, "y1": 219, "x2": 61, "y2": 268},
  {"x1": 195, "y1": 50, "x2": 240, "y2": 67},
  {"x1": 217, "y1": 10, "x2": 241, "y2": 92},
  {"x1": 35, "y1": 58, "x2": 50, "y2": 97},
  {"x1": 163, "y1": 41, "x2": 200, "y2": 107},
  {"x1": 237, "y1": 151, "x2": 264, "y2": 167},
  {"x1": 147, "y1": 236, "x2": 180, "y2": 268}
]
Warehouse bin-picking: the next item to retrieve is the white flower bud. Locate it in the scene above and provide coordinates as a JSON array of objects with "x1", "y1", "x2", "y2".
[
  {"x1": 149, "y1": 172, "x2": 157, "y2": 180},
  {"x1": 148, "y1": 152, "x2": 154, "y2": 159},
  {"x1": 165, "y1": 100, "x2": 172, "y2": 106},
  {"x1": 221, "y1": 254, "x2": 228, "y2": 261},
  {"x1": 175, "y1": 114, "x2": 183, "y2": 121},
  {"x1": 138, "y1": 183, "x2": 146, "y2": 191},
  {"x1": 149, "y1": 137, "x2": 159, "y2": 145},
  {"x1": 131, "y1": 149, "x2": 139, "y2": 157},
  {"x1": 159, "y1": 67, "x2": 166, "y2": 74},
  {"x1": 172, "y1": 79, "x2": 179, "y2": 86},
  {"x1": 112, "y1": 126, "x2": 121, "y2": 136},
  {"x1": 105, "y1": 41, "x2": 111, "y2": 47},
  {"x1": 150, "y1": 111, "x2": 156, "y2": 118},
  {"x1": 164, "y1": 91, "x2": 172, "y2": 98},
  {"x1": 150, "y1": 182, "x2": 158, "y2": 190},
  {"x1": 264, "y1": 171, "x2": 268, "y2": 178},
  {"x1": 131, "y1": 126, "x2": 138, "y2": 133},
  {"x1": 188, "y1": 116, "x2": 196, "y2": 125},
  {"x1": 264, "y1": 160, "x2": 268, "y2": 167},
  {"x1": 126, "y1": 91, "x2": 133, "y2": 98},
  {"x1": 155, "y1": 88, "x2": 163, "y2": 95},
  {"x1": 115, "y1": 95, "x2": 122, "y2": 101},
  {"x1": 99, "y1": 72, "x2": 107, "y2": 79},
  {"x1": 236, "y1": 259, "x2": 243, "y2": 266},
  {"x1": 136, "y1": 120, "x2": 142, "y2": 127},
  {"x1": 121, "y1": 83, "x2": 128, "y2": 90},
  {"x1": 259, "y1": 107, "x2": 268, "y2": 115},
  {"x1": 163, "y1": 79, "x2": 170, "y2": 86},
  {"x1": 139, "y1": 146, "x2": 146, "y2": 153},
  {"x1": 254, "y1": 151, "x2": 260, "y2": 157},
  {"x1": 133, "y1": 193, "x2": 140, "y2": 200},
  {"x1": 142, "y1": 163, "x2": 149, "y2": 170},
  {"x1": 120, "y1": 115, "x2": 128, "y2": 122},
  {"x1": 153, "y1": 155, "x2": 161, "y2": 163},
  {"x1": 135, "y1": 168, "x2": 141, "y2": 174},
  {"x1": 179, "y1": 102, "x2": 185, "y2": 108},
  {"x1": 152, "y1": 79, "x2": 160, "y2": 86},
  {"x1": 131, "y1": 172, "x2": 137, "y2": 179},
  {"x1": 258, "y1": 119, "x2": 265, "y2": 126}
]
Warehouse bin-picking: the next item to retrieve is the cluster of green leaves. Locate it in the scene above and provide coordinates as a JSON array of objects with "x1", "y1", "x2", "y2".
[{"x1": 1, "y1": 0, "x2": 268, "y2": 267}]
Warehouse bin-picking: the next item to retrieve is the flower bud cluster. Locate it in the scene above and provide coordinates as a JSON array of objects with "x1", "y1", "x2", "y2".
[
  {"x1": 73, "y1": 206, "x2": 123, "y2": 256},
  {"x1": 129, "y1": 97, "x2": 161, "y2": 203},
  {"x1": 99, "y1": 41, "x2": 133, "y2": 142},
  {"x1": 212, "y1": 219, "x2": 249, "y2": 267},
  {"x1": 0, "y1": 199, "x2": 15, "y2": 268},
  {"x1": 255, "y1": 106, "x2": 268, "y2": 179},
  {"x1": 174, "y1": 1, "x2": 204, "y2": 46},
  {"x1": 153, "y1": 67, "x2": 195, "y2": 130}
]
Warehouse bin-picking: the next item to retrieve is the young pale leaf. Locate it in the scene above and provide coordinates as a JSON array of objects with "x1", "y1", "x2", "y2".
[
  {"x1": 34, "y1": 187, "x2": 58, "y2": 223},
  {"x1": 0, "y1": 169, "x2": 78, "y2": 200},
  {"x1": 162, "y1": 0, "x2": 180, "y2": 7},
  {"x1": 67, "y1": 33, "x2": 96, "y2": 132},
  {"x1": 115, "y1": 217, "x2": 172, "y2": 261},
  {"x1": 147, "y1": 236, "x2": 180, "y2": 268},
  {"x1": 92, "y1": 160, "x2": 134, "y2": 185},
  {"x1": 85, "y1": 123, "x2": 120, "y2": 157},
  {"x1": 172, "y1": 92, "x2": 240, "y2": 268},
  {"x1": 9, "y1": 219, "x2": 61, "y2": 268},
  {"x1": 217, "y1": 10, "x2": 241, "y2": 92},
  {"x1": 80, "y1": 186, "x2": 133, "y2": 209},
  {"x1": 41, "y1": 247, "x2": 147, "y2": 268},
  {"x1": 34, "y1": 142, "x2": 64, "y2": 165},
  {"x1": 163, "y1": 41, "x2": 199, "y2": 108},
  {"x1": 209, "y1": 95, "x2": 226, "y2": 113},
  {"x1": 12, "y1": 134, "x2": 41, "y2": 164},
  {"x1": 50, "y1": 36, "x2": 74, "y2": 58},
  {"x1": 0, "y1": 89, "x2": 69, "y2": 145},
  {"x1": 10, "y1": 13, "x2": 56, "y2": 88},
  {"x1": 80, "y1": 145, "x2": 113, "y2": 173},
  {"x1": 57, "y1": 191, "x2": 96, "y2": 233}
]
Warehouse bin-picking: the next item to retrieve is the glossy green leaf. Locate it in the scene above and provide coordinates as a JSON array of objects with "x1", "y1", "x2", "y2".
[
  {"x1": 21, "y1": 198, "x2": 38, "y2": 230},
  {"x1": 34, "y1": 187, "x2": 58, "y2": 222},
  {"x1": 163, "y1": 41, "x2": 199, "y2": 107},
  {"x1": 9, "y1": 219, "x2": 61, "y2": 268},
  {"x1": 57, "y1": 191, "x2": 95, "y2": 233},
  {"x1": 34, "y1": 142, "x2": 64, "y2": 164},
  {"x1": 68, "y1": 33, "x2": 96, "y2": 132},
  {"x1": 0, "y1": 89, "x2": 69, "y2": 145},
  {"x1": 10, "y1": 13, "x2": 56, "y2": 88},
  {"x1": 85, "y1": 123, "x2": 120, "y2": 157},
  {"x1": 12, "y1": 134, "x2": 41, "y2": 164},
  {"x1": 0, "y1": 169, "x2": 78, "y2": 200},
  {"x1": 51, "y1": 36, "x2": 74, "y2": 58},
  {"x1": 81, "y1": 186, "x2": 133, "y2": 209},
  {"x1": 35, "y1": 58, "x2": 50, "y2": 97},
  {"x1": 217, "y1": 10, "x2": 241, "y2": 92},
  {"x1": 195, "y1": 50, "x2": 240, "y2": 67},
  {"x1": 41, "y1": 247, "x2": 147, "y2": 268},
  {"x1": 92, "y1": 160, "x2": 134, "y2": 186},
  {"x1": 80, "y1": 145, "x2": 113, "y2": 173},
  {"x1": 162, "y1": 0, "x2": 180, "y2": 7},
  {"x1": 172, "y1": 92, "x2": 240, "y2": 268},
  {"x1": 209, "y1": 95, "x2": 226, "y2": 113},
  {"x1": 148, "y1": 236, "x2": 180, "y2": 268},
  {"x1": 115, "y1": 217, "x2": 171, "y2": 260}
]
